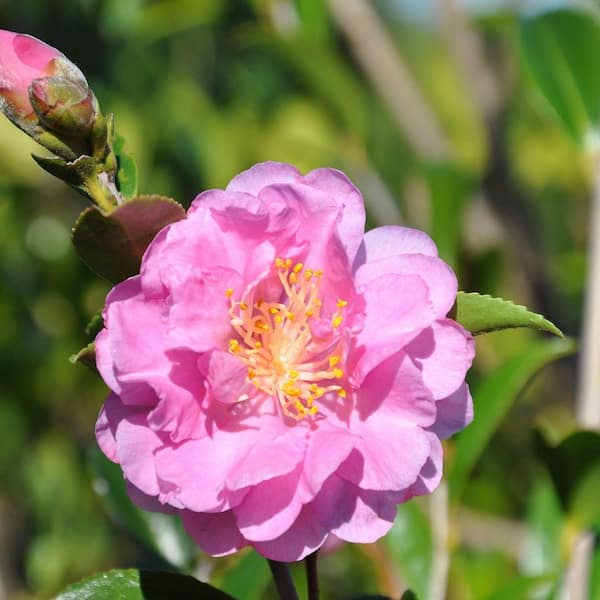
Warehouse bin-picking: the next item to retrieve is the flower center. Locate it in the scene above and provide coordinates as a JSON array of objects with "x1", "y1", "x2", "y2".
[{"x1": 226, "y1": 258, "x2": 347, "y2": 420}]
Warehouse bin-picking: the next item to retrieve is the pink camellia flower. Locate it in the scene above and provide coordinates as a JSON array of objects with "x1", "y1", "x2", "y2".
[
  {"x1": 0, "y1": 30, "x2": 89, "y2": 131},
  {"x1": 95, "y1": 162, "x2": 475, "y2": 561}
]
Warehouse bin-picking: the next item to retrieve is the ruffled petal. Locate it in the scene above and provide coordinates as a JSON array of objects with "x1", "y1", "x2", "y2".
[
  {"x1": 182, "y1": 510, "x2": 247, "y2": 556},
  {"x1": 226, "y1": 161, "x2": 301, "y2": 196},
  {"x1": 430, "y1": 382, "x2": 473, "y2": 440}
]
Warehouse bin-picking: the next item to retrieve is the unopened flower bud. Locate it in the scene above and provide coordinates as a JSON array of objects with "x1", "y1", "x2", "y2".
[
  {"x1": 0, "y1": 29, "x2": 92, "y2": 135},
  {"x1": 29, "y1": 76, "x2": 97, "y2": 136}
]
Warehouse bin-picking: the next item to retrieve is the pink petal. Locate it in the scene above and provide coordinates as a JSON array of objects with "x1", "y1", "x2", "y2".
[
  {"x1": 355, "y1": 254, "x2": 457, "y2": 319},
  {"x1": 115, "y1": 414, "x2": 163, "y2": 497},
  {"x1": 339, "y1": 422, "x2": 430, "y2": 491},
  {"x1": 406, "y1": 319, "x2": 474, "y2": 401},
  {"x1": 154, "y1": 429, "x2": 259, "y2": 512},
  {"x1": 403, "y1": 432, "x2": 443, "y2": 497},
  {"x1": 430, "y1": 382, "x2": 473, "y2": 440},
  {"x1": 226, "y1": 161, "x2": 301, "y2": 196},
  {"x1": 126, "y1": 481, "x2": 177, "y2": 514},
  {"x1": 354, "y1": 225, "x2": 438, "y2": 271},
  {"x1": 96, "y1": 392, "x2": 139, "y2": 463},
  {"x1": 303, "y1": 167, "x2": 366, "y2": 264},
  {"x1": 198, "y1": 349, "x2": 251, "y2": 404},
  {"x1": 356, "y1": 350, "x2": 436, "y2": 428},
  {"x1": 251, "y1": 505, "x2": 328, "y2": 561},
  {"x1": 351, "y1": 273, "x2": 435, "y2": 383},
  {"x1": 233, "y1": 465, "x2": 305, "y2": 542},
  {"x1": 226, "y1": 425, "x2": 307, "y2": 490},
  {"x1": 301, "y1": 428, "x2": 356, "y2": 496},
  {"x1": 182, "y1": 510, "x2": 247, "y2": 556},
  {"x1": 312, "y1": 474, "x2": 396, "y2": 543}
]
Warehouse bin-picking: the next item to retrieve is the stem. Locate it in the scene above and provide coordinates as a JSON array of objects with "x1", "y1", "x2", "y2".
[
  {"x1": 267, "y1": 560, "x2": 299, "y2": 600},
  {"x1": 429, "y1": 480, "x2": 450, "y2": 600},
  {"x1": 305, "y1": 551, "x2": 320, "y2": 600}
]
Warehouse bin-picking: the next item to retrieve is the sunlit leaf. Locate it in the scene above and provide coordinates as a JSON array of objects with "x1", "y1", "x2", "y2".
[
  {"x1": 454, "y1": 292, "x2": 563, "y2": 337},
  {"x1": 449, "y1": 338, "x2": 576, "y2": 502},
  {"x1": 113, "y1": 132, "x2": 139, "y2": 199},
  {"x1": 521, "y1": 7, "x2": 600, "y2": 143},
  {"x1": 72, "y1": 195, "x2": 185, "y2": 282},
  {"x1": 215, "y1": 550, "x2": 270, "y2": 600},
  {"x1": 56, "y1": 569, "x2": 234, "y2": 600}
]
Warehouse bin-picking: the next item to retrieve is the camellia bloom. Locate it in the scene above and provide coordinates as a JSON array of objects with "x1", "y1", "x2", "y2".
[
  {"x1": 95, "y1": 162, "x2": 475, "y2": 561},
  {"x1": 0, "y1": 29, "x2": 92, "y2": 133}
]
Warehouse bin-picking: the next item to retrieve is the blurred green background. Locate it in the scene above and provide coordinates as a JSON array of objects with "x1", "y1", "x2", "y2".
[{"x1": 0, "y1": 0, "x2": 598, "y2": 598}]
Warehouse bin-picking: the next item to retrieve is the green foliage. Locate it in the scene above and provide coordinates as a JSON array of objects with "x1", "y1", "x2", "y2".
[
  {"x1": 56, "y1": 569, "x2": 234, "y2": 599},
  {"x1": 114, "y1": 132, "x2": 139, "y2": 199},
  {"x1": 521, "y1": 7, "x2": 600, "y2": 144},
  {"x1": 449, "y1": 338, "x2": 576, "y2": 502},
  {"x1": 72, "y1": 195, "x2": 185, "y2": 282},
  {"x1": 454, "y1": 292, "x2": 564, "y2": 337}
]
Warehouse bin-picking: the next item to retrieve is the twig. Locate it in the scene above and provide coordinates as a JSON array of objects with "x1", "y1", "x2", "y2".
[
  {"x1": 305, "y1": 551, "x2": 320, "y2": 600},
  {"x1": 267, "y1": 559, "x2": 300, "y2": 600}
]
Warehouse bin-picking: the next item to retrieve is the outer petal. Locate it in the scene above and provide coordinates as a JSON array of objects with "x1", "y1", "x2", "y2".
[
  {"x1": 429, "y1": 382, "x2": 473, "y2": 440},
  {"x1": 198, "y1": 349, "x2": 251, "y2": 405},
  {"x1": 182, "y1": 510, "x2": 247, "y2": 557},
  {"x1": 354, "y1": 254, "x2": 457, "y2": 319},
  {"x1": 96, "y1": 392, "x2": 140, "y2": 463},
  {"x1": 226, "y1": 161, "x2": 301, "y2": 195},
  {"x1": 403, "y1": 431, "x2": 443, "y2": 497},
  {"x1": 338, "y1": 422, "x2": 430, "y2": 492},
  {"x1": 115, "y1": 414, "x2": 164, "y2": 497},
  {"x1": 312, "y1": 474, "x2": 396, "y2": 543},
  {"x1": 406, "y1": 320, "x2": 475, "y2": 401},
  {"x1": 233, "y1": 465, "x2": 305, "y2": 542},
  {"x1": 303, "y1": 167, "x2": 366, "y2": 264},
  {"x1": 353, "y1": 225, "x2": 438, "y2": 272},
  {"x1": 351, "y1": 273, "x2": 435, "y2": 383},
  {"x1": 252, "y1": 505, "x2": 328, "y2": 561}
]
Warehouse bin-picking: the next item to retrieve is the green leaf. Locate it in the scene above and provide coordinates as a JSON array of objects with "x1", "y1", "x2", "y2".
[
  {"x1": 382, "y1": 502, "x2": 431, "y2": 599},
  {"x1": 520, "y1": 7, "x2": 600, "y2": 143},
  {"x1": 56, "y1": 569, "x2": 235, "y2": 600},
  {"x1": 215, "y1": 550, "x2": 270, "y2": 600},
  {"x1": 293, "y1": 0, "x2": 331, "y2": 41},
  {"x1": 88, "y1": 447, "x2": 197, "y2": 569},
  {"x1": 113, "y1": 132, "x2": 139, "y2": 199},
  {"x1": 449, "y1": 338, "x2": 576, "y2": 503},
  {"x1": 484, "y1": 575, "x2": 556, "y2": 600},
  {"x1": 569, "y1": 462, "x2": 600, "y2": 530},
  {"x1": 454, "y1": 292, "x2": 564, "y2": 337},
  {"x1": 72, "y1": 195, "x2": 185, "y2": 282}
]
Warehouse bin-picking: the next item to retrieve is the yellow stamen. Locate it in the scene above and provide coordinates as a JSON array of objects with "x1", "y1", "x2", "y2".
[
  {"x1": 332, "y1": 315, "x2": 343, "y2": 328},
  {"x1": 225, "y1": 288, "x2": 234, "y2": 298}
]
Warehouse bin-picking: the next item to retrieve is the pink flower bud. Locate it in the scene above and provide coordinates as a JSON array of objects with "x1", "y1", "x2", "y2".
[
  {"x1": 0, "y1": 30, "x2": 89, "y2": 131},
  {"x1": 29, "y1": 76, "x2": 96, "y2": 136}
]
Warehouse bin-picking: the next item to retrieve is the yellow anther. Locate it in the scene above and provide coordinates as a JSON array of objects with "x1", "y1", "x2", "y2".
[
  {"x1": 240, "y1": 302, "x2": 248, "y2": 311},
  {"x1": 254, "y1": 341, "x2": 262, "y2": 349},
  {"x1": 304, "y1": 269, "x2": 313, "y2": 281},
  {"x1": 333, "y1": 368, "x2": 344, "y2": 379},
  {"x1": 314, "y1": 387, "x2": 325, "y2": 398},
  {"x1": 309, "y1": 406, "x2": 318, "y2": 415},
  {"x1": 332, "y1": 315, "x2": 343, "y2": 328},
  {"x1": 229, "y1": 339, "x2": 240, "y2": 353},
  {"x1": 225, "y1": 288, "x2": 234, "y2": 298},
  {"x1": 295, "y1": 400, "x2": 306, "y2": 414},
  {"x1": 314, "y1": 269, "x2": 323, "y2": 277},
  {"x1": 289, "y1": 370, "x2": 299, "y2": 379},
  {"x1": 306, "y1": 395, "x2": 314, "y2": 407},
  {"x1": 275, "y1": 257, "x2": 285, "y2": 268},
  {"x1": 285, "y1": 258, "x2": 292, "y2": 269},
  {"x1": 255, "y1": 320, "x2": 268, "y2": 331},
  {"x1": 305, "y1": 310, "x2": 314, "y2": 318},
  {"x1": 329, "y1": 356, "x2": 341, "y2": 367},
  {"x1": 275, "y1": 315, "x2": 283, "y2": 324},
  {"x1": 314, "y1": 299, "x2": 322, "y2": 308},
  {"x1": 293, "y1": 262, "x2": 303, "y2": 273},
  {"x1": 338, "y1": 389, "x2": 347, "y2": 398},
  {"x1": 248, "y1": 369, "x2": 256, "y2": 379},
  {"x1": 336, "y1": 299, "x2": 348, "y2": 308},
  {"x1": 289, "y1": 272, "x2": 297, "y2": 284},
  {"x1": 269, "y1": 307, "x2": 279, "y2": 314},
  {"x1": 310, "y1": 384, "x2": 319, "y2": 393},
  {"x1": 286, "y1": 312, "x2": 296, "y2": 321}
]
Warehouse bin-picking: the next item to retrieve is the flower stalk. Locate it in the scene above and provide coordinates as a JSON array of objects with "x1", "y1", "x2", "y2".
[
  {"x1": 267, "y1": 560, "x2": 299, "y2": 600},
  {"x1": 305, "y1": 551, "x2": 320, "y2": 600}
]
